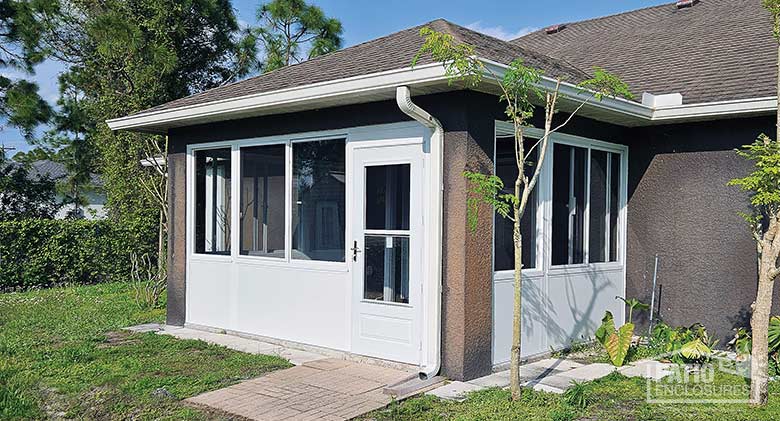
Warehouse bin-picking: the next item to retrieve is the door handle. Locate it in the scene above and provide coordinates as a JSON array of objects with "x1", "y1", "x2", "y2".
[{"x1": 351, "y1": 240, "x2": 361, "y2": 261}]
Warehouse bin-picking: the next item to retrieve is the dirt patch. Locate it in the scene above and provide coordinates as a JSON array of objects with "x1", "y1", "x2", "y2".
[{"x1": 98, "y1": 331, "x2": 141, "y2": 348}]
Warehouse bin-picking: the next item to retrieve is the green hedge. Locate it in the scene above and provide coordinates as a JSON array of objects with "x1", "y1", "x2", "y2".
[{"x1": 0, "y1": 219, "x2": 156, "y2": 290}]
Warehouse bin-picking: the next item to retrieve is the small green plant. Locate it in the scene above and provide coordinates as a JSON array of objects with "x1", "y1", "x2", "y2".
[
  {"x1": 563, "y1": 380, "x2": 590, "y2": 410},
  {"x1": 650, "y1": 322, "x2": 715, "y2": 364},
  {"x1": 731, "y1": 316, "x2": 780, "y2": 374},
  {"x1": 595, "y1": 296, "x2": 648, "y2": 366}
]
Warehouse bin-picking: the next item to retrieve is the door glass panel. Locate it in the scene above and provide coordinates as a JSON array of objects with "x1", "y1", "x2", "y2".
[
  {"x1": 362, "y1": 163, "x2": 411, "y2": 304},
  {"x1": 365, "y1": 164, "x2": 410, "y2": 230},
  {"x1": 363, "y1": 235, "x2": 409, "y2": 304}
]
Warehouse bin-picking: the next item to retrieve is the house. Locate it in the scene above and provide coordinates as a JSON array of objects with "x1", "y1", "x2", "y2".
[
  {"x1": 107, "y1": 0, "x2": 774, "y2": 381},
  {"x1": 4, "y1": 159, "x2": 106, "y2": 219}
]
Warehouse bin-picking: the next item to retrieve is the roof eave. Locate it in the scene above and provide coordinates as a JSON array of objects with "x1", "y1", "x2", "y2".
[{"x1": 106, "y1": 59, "x2": 777, "y2": 133}]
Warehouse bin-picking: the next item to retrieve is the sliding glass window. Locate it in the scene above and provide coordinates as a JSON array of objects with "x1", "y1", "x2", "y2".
[
  {"x1": 240, "y1": 144, "x2": 285, "y2": 258},
  {"x1": 552, "y1": 144, "x2": 621, "y2": 266},
  {"x1": 292, "y1": 139, "x2": 346, "y2": 262},
  {"x1": 494, "y1": 135, "x2": 538, "y2": 271},
  {"x1": 195, "y1": 148, "x2": 232, "y2": 255},
  {"x1": 552, "y1": 144, "x2": 587, "y2": 266}
]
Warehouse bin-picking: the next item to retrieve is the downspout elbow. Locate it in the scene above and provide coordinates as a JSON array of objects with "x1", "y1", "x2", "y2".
[{"x1": 395, "y1": 86, "x2": 443, "y2": 381}]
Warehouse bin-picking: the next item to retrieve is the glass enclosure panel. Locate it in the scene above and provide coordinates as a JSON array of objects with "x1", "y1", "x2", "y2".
[
  {"x1": 552, "y1": 144, "x2": 586, "y2": 265},
  {"x1": 363, "y1": 235, "x2": 410, "y2": 304},
  {"x1": 494, "y1": 136, "x2": 537, "y2": 271},
  {"x1": 589, "y1": 150, "x2": 608, "y2": 263},
  {"x1": 609, "y1": 153, "x2": 621, "y2": 262},
  {"x1": 365, "y1": 164, "x2": 410, "y2": 231},
  {"x1": 292, "y1": 139, "x2": 346, "y2": 262},
  {"x1": 195, "y1": 148, "x2": 232, "y2": 255},
  {"x1": 240, "y1": 145, "x2": 285, "y2": 258}
]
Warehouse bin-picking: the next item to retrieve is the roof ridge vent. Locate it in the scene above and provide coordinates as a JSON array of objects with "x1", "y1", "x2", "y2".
[
  {"x1": 676, "y1": 0, "x2": 699, "y2": 8},
  {"x1": 545, "y1": 24, "x2": 566, "y2": 34}
]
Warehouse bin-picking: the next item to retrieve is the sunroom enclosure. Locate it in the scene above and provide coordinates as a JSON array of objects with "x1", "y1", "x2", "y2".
[
  {"x1": 492, "y1": 121, "x2": 628, "y2": 366},
  {"x1": 183, "y1": 118, "x2": 627, "y2": 368}
]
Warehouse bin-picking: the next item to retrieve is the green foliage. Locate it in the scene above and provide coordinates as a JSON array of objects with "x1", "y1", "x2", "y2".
[
  {"x1": 728, "y1": 134, "x2": 780, "y2": 212},
  {"x1": 563, "y1": 380, "x2": 591, "y2": 410},
  {"x1": 463, "y1": 171, "x2": 517, "y2": 230},
  {"x1": 650, "y1": 322, "x2": 714, "y2": 364},
  {"x1": 595, "y1": 311, "x2": 634, "y2": 366},
  {"x1": 0, "y1": 282, "x2": 291, "y2": 418},
  {"x1": 0, "y1": 219, "x2": 155, "y2": 290},
  {"x1": 616, "y1": 295, "x2": 649, "y2": 324},
  {"x1": 0, "y1": 160, "x2": 60, "y2": 220},
  {"x1": 578, "y1": 67, "x2": 635, "y2": 101},
  {"x1": 254, "y1": 0, "x2": 343, "y2": 72},
  {"x1": 764, "y1": 0, "x2": 780, "y2": 40},
  {"x1": 731, "y1": 316, "x2": 780, "y2": 359},
  {"x1": 0, "y1": 0, "x2": 56, "y2": 136},
  {"x1": 413, "y1": 27, "x2": 486, "y2": 87}
]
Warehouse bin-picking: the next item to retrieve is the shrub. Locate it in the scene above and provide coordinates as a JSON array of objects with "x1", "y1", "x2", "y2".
[{"x1": 0, "y1": 219, "x2": 155, "y2": 290}]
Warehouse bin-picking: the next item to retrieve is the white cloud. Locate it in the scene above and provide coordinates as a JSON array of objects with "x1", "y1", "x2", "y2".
[{"x1": 465, "y1": 21, "x2": 538, "y2": 41}]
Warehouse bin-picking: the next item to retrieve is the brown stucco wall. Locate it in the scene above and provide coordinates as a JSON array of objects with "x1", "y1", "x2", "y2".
[
  {"x1": 624, "y1": 117, "x2": 772, "y2": 343},
  {"x1": 166, "y1": 151, "x2": 187, "y2": 326}
]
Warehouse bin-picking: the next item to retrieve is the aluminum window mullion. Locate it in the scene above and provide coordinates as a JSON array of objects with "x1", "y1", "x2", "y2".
[{"x1": 285, "y1": 141, "x2": 293, "y2": 262}]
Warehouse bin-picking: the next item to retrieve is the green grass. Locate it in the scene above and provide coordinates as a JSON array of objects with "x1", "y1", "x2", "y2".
[
  {"x1": 365, "y1": 371, "x2": 780, "y2": 421},
  {"x1": 0, "y1": 283, "x2": 291, "y2": 420}
]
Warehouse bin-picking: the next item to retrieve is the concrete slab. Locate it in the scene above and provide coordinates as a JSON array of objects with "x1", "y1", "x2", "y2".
[
  {"x1": 468, "y1": 371, "x2": 510, "y2": 388},
  {"x1": 525, "y1": 358, "x2": 584, "y2": 372},
  {"x1": 618, "y1": 359, "x2": 675, "y2": 380},
  {"x1": 558, "y1": 363, "x2": 616, "y2": 382},
  {"x1": 147, "y1": 325, "x2": 330, "y2": 366},
  {"x1": 426, "y1": 381, "x2": 484, "y2": 402}
]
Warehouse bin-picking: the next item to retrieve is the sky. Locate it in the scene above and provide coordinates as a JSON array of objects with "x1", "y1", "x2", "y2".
[{"x1": 0, "y1": 0, "x2": 670, "y2": 155}]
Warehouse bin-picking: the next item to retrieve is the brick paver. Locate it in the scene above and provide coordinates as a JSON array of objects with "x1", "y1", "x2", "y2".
[{"x1": 187, "y1": 359, "x2": 413, "y2": 420}]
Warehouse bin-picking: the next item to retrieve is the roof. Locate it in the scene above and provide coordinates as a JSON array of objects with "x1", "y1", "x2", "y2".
[
  {"x1": 128, "y1": 19, "x2": 590, "y2": 118},
  {"x1": 4, "y1": 160, "x2": 103, "y2": 186},
  {"x1": 513, "y1": 0, "x2": 776, "y2": 104}
]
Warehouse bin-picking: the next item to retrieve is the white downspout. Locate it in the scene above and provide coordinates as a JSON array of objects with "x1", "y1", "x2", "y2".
[{"x1": 395, "y1": 86, "x2": 443, "y2": 380}]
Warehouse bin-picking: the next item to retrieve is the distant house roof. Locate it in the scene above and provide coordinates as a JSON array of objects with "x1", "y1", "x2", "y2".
[
  {"x1": 513, "y1": 0, "x2": 775, "y2": 104},
  {"x1": 8, "y1": 160, "x2": 103, "y2": 187},
  {"x1": 126, "y1": 19, "x2": 590, "y2": 119}
]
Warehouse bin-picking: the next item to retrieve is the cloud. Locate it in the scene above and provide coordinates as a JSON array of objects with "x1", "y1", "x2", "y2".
[{"x1": 465, "y1": 21, "x2": 538, "y2": 41}]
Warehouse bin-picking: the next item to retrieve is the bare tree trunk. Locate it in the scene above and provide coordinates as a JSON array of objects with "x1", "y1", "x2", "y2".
[
  {"x1": 510, "y1": 190, "x2": 523, "y2": 400},
  {"x1": 750, "y1": 266, "x2": 775, "y2": 406}
]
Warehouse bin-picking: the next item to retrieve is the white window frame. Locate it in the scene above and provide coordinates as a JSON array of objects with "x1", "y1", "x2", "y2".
[
  {"x1": 186, "y1": 132, "x2": 350, "y2": 271},
  {"x1": 493, "y1": 121, "x2": 628, "y2": 279}
]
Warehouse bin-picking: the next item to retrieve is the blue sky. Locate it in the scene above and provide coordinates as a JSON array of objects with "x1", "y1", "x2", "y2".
[{"x1": 1, "y1": 0, "x2": 670, "y2": 154}]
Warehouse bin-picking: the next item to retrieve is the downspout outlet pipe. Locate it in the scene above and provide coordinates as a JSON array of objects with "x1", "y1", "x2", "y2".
[{"x1": 395, "y1": 86, "x2": 444, "y2": 381}]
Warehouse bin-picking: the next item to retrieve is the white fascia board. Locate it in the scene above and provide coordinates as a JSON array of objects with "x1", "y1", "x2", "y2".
[
  {"x1": 108, "y1": 56, "x2": 778, "y2": 133},
  {"x1": 651, "y1": 96, "x2": 777, "y2": 121},
  {"x1": 106, "y1": 63, "x2": 450, "y2": 132},
  {"x1": 480, "y1": 60, "x2": 654, "y2": 120}
]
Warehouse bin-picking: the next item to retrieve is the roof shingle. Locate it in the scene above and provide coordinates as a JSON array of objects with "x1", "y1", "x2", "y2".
[
  {"x1": 513, "y1": 0, "x2": 776, "y2": 104},
  {"x1": 130, "y1": 19, "x2": 590, "y2": 117}
]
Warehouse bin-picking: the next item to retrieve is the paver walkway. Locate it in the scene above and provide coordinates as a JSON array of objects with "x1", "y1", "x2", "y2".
[{"x1": 187, "y1": 358, "x2": 414, "y2": 420}]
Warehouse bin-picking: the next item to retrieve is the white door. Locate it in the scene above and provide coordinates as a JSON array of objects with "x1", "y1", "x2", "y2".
[{"x1": 351, "y1": 143, "x2": 423, "y2": 364}]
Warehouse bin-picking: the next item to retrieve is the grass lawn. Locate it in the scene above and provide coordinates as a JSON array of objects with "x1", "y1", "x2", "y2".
[
  {"x1": 0, "y1": 282, "x2": 291, "y2": 420},
  {"x1": 365, "y1": 370, "x2": 780, "y2": 421}
]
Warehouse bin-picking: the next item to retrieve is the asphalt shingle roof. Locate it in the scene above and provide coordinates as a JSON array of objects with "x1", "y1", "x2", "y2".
[
  {"x1": 131, "y1": 19, "x2": 590, "y2": 117},
  {"x1": 513, "y1": 0, "x2": 776, "y2": 104}
]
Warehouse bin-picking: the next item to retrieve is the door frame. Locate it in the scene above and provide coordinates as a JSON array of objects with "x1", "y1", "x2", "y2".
[{"x1": 347, "y1": 139, "x2": 425, "y2": 365}]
